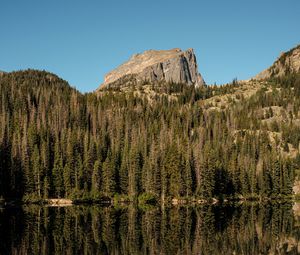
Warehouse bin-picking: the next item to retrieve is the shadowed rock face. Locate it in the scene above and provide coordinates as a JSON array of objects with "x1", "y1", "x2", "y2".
[
  {"x1": 99, "y1": 48, "x2": 205, "y2": 89},
  {"x1": 255, "y1": 45, "x2": 300, "y2": 80}
]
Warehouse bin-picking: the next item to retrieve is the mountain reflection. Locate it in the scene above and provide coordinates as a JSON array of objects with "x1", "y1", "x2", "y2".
[{"x1": 1, "y1": 203, "x2": 300, "y2": 255}]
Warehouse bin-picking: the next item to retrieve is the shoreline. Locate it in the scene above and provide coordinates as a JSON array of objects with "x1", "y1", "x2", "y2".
[{"x1": 1, "y1": 195, "x2": 299, "y2": 208}]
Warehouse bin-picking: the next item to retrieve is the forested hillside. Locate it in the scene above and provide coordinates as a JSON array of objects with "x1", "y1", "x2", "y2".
[{"x1": 0, "y1": 70, "x2": 300, "y2": 203}]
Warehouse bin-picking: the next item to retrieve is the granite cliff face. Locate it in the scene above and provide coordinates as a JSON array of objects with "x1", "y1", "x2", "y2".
[
  {"x1": 255, "y1": 45, "x2": 300, "y2": 80},
  {"x1": 99, "y1": 48, "x2": 205, "y2": 89}
]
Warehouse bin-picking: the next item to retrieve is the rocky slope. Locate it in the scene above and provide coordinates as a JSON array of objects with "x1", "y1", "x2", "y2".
[
  {"x1": 99, "y1": 48, "x2": 205, "y2": 89},
  {"x1": 255, "y1": 44, "x2": 300, "y2": 79}
]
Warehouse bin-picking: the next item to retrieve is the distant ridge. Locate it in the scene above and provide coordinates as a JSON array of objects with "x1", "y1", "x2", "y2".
[{"x1": 254, "y1": 44, "x2": 300, "y2": 80}]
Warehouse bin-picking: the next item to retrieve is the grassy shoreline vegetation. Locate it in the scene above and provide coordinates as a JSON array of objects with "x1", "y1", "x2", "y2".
[{"x1": 1, "y1": 70, "x2": 300, "y2": 205}]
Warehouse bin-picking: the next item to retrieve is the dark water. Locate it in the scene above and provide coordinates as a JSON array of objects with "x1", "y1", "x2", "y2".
[{"x1": 1, "y1": 202, "x2": 300, "y2": 255}]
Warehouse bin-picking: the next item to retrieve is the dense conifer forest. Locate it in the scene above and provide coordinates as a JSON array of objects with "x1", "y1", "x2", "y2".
[{"x1": 1, "y1": 70, "x2": 300, "y2": 203}]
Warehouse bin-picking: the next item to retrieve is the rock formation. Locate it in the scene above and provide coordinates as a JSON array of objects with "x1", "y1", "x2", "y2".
[
  {"x1": 99, "y1": 48, "x2": 205, "y2": 89},
  {"x1": 255, "y1": 44, "x2": 300, "y2": 80}
]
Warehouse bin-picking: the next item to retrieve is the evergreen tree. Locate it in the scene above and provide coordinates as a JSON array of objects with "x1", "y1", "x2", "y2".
[{"x1": 52, "y1": 142, "x2": 64, "y2": 197}]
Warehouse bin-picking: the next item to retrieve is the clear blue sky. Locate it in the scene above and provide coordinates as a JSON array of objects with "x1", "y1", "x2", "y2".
[{"x1": 0, "y1": 0, "x2": 299, "y2": 92}]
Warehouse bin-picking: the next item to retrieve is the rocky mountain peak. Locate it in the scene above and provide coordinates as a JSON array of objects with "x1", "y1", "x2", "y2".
[
  {"x1": 99, "y1": 48, "x2": 205, "y2": 89},
  {"x1": 254, "y1": 44, "x2": 300, "y2": 80}
]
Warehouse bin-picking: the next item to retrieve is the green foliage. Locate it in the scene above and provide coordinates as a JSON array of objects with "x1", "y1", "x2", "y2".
[
  {"x1": 0, "y1": 69, "x2": 299, "y2": 202},
  {"x1": 138, "y1": 192, "x2": 157, "y2": 205}
]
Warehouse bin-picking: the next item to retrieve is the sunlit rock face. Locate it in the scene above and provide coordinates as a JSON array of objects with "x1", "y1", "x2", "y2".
[
  {"x1": 254, "y1": 45, "x2": 300, "y2": 80},
  {"x1": 99, "y1": 48, "x2": 205, "y2": 89}
]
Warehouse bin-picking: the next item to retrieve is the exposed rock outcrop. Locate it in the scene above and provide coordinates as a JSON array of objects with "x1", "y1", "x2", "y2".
[
  {"x1": 46, "y1": 199, "x2": 73, "y2": 207},
  {"x1": 99, "y1": 48, "x2": 205, "y2": 89},
  {"x1": 254, "y1": 44, "x2": 300, "y2": 80}
]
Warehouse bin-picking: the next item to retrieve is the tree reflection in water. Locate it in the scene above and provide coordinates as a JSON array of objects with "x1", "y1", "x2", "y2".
[{"x1": 0, "y1": 203, "x2": 300, "y2": 255}]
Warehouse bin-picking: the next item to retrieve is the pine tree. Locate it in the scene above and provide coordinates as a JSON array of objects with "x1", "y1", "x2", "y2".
[
  {"x1": 199, "y1": 146, "x2": 216, "y2": 198},
  {"x1": 119, "y1": 153, "x2": 129, "y2": 194},
  {"x1": 272, "y1": 158, "x2": 281, "y2": 195},
  {"x1": 32, "y1": 145, "x2": 41, "y2": 198},
  {"x1": 128, "y1": 146, "x2": 143, "y2": 197},
  {"x1": 52, "y1": 141, "x2": 64, "y2": 197},
  {"x1": 164, "y1": 143, "x2": 183, "y2": 198},
  {"x1": 102, "y1": 151, "x2": 116, "y2": 197},
  {"x1": 91, "y1": 160, "x2": 102, "y2": 196}
]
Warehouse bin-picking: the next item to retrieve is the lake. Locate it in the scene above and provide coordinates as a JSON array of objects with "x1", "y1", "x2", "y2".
[{"x1": 1, "y1": 202, "x2": 300, "y2": 254}]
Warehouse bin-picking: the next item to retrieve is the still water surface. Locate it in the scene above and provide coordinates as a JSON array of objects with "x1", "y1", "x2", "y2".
[{"x1": 1, "y1": 202, "x2": 300, "y2": 255}]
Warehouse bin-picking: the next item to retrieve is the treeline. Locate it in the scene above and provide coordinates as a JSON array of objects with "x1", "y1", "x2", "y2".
[{"x1": 0, "y1": 70, "x2": 299, "y2": 201}]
